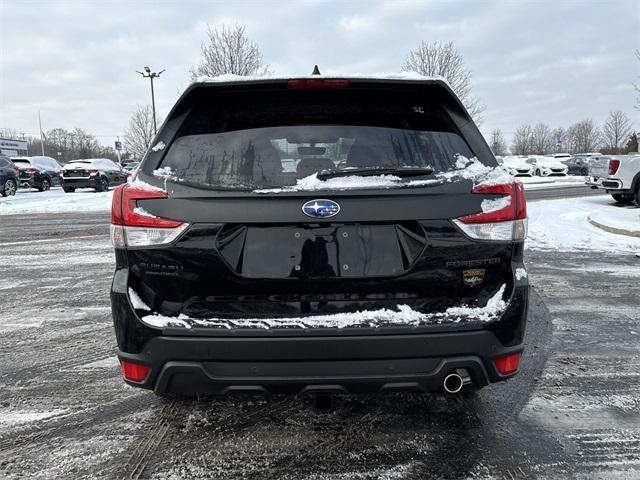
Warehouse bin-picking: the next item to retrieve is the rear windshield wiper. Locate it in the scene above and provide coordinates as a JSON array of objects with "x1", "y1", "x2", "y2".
[{"x1": 316, "y1": 167, "x2": 434, "y2": 180}]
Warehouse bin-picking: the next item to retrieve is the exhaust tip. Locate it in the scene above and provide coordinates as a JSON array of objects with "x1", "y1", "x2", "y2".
[{"x1": 443, "y1": 373, "x2": 464, "y2": 394}]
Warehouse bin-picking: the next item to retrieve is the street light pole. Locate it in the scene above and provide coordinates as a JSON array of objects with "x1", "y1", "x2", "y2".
[{"x1": 136, "y1": 66, "x2": 165, "y2": 135}]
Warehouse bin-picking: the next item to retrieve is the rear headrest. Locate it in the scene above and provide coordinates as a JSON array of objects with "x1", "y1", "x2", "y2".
[{"x1": 296, "y1": 157, "x2": 335, "y2": 178}]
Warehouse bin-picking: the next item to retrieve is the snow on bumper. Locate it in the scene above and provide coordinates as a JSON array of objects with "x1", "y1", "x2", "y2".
[{"x1": 129, "y1": 285, "x2": 509, "y2": 330}]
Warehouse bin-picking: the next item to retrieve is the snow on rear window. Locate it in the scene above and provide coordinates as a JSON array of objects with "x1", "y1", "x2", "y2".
[{"x1": 154, "y1": 88, "x2": 482, "y2": 191}]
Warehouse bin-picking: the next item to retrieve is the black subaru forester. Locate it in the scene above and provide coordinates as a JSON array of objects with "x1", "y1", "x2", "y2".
[{"x1": 110, "y1": 75, "x2": 529, "y2": 397}]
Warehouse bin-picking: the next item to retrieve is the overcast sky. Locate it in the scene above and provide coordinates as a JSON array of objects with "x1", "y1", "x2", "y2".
[{"x1": 1, "y1": 0, "x2": 638, "y2": 148}]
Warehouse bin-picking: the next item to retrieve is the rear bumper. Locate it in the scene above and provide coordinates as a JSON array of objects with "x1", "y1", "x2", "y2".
[
  {"x1": 118, "y1": 330, "x2": 523, "y2": 396},
  {"x1": 584, "y1": 177, "x2": 627, "y2": 192},
  {"x1": 112, "y1": 264, "x2": 529, "y2": 395},
  {"x1": 61, "y1": 178, "x2": 98, "y2": 188}
]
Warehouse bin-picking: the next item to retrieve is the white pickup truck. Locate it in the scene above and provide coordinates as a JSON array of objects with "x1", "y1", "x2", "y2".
[{"x1": 585, "y1": 154, "x2": 640, "y2": 204}]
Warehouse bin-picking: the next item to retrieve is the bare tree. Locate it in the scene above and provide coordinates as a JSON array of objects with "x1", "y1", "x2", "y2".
[
  {"x1": 190, "y1": 23, "x2": 270, "y2": 80},
  {"x1": 601, "y1": 110, "x2": 633, "y2": 154},
  {"x1": 567, "y1": 119, "x2": 601, "y2": 153},
  {"x1": 401, "y1": 41, "x2": 485, "y2": 124},
  {"x1": 22, "y1": 128, "x2": 117, "y2": 162},
  {"x1": 511, "y1": 125, "x2": 534, "y2": 155},
  {"x1": 489, "y1": 128, "x2": 508, "y2": 156},
  {"x1": 530, "y1": 123, "x2": 554, "y2": 154},
  {"x1": 124, "y1": 105, "x2": 156, "y2": 159},
  {"x1": 0, "y1": 127, "x2": 23, "y2": 139},
  {"x1": 551, "y1": 127, "x2": 568, "y2": 153}
]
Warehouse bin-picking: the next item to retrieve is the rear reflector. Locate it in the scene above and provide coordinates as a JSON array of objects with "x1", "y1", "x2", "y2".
[
  {"x1": 493, "y1": 353, "x2": 522, "y2": 375},
  {"x1": 111, "y1": 183, "x2": 189, "y2": 248},
  {"x1": 119, "y1": 359, "x2": 150, "y2": 382},
  {"x1": 287, "y1": 79, "x2": 350, "y2": 89},
  {"x1": 453, "y1": 181, "x2": 528, "y2": 241},
  {"x1": 608, "y1": 159, "x2": 620, "y2": 176}
]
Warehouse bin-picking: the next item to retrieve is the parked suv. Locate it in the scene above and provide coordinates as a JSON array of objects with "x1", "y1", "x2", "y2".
[
  {"x1": 61, "y1": 158, "x2": 128, "y2": 192},
  {"x1": 110, "y1": 75, "x2": 529, "y2": 398},
  {"x1": 0, "y1": 155, "x2": 19, "y2": 196},
  {"x1": 11, "y1": 156, "x2": 62, "y2": 191}
]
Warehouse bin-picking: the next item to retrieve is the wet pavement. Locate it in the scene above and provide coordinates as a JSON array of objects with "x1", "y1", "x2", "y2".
[{"x1": 0, "y1": 213, "x2": 638, "y2": 479}]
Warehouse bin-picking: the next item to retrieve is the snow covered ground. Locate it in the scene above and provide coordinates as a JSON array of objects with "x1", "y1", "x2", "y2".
[
  {"x1": 527, "y1": 195, "x2": 640, "y2": 252},
  {"x1": 0, "y1": 187, "x2": 113, "y2": 215},
  {"x1": 589, "y1": 205, "x2": 640, "y2": 236},
  {"x1": 519, "y1": 175, "x2": 586, "y2": 190}
]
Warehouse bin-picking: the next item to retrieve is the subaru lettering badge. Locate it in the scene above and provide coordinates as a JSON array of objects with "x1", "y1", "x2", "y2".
[{"x1": 302, "y1": 199, "x2": 340, "y2": 218}]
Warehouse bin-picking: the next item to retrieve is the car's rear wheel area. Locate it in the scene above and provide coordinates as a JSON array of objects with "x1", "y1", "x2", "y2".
[
  {"x1": 1, "y1": 179, "x2": 16, "y2": 196},
  {"x1": 95, "y1": 177, "x2": 109, "y2": 192},
  {"x1": 611, "y1": 193, "x2": 634, "y2": 204},
  {"x1": 38, "y1": 178, "x2": 51, "y2": 192}
]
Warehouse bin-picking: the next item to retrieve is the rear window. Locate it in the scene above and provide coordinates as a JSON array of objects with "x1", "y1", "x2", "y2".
[
  {"x1": 12, "y1": 159, "x2": 31, "y2": 167},
  {"x1": 65, "y1": 161, "x2": 92, "y2": 168},
  {"x1": 157, "y1": 88, "x2": 475, "y2": 191}
]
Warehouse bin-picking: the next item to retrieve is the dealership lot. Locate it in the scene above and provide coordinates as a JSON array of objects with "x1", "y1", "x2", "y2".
[{"x1": 0, "y1": 190, "x2": 638, "y2": 479}]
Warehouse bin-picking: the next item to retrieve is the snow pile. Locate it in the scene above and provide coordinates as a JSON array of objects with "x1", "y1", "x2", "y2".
[
  {"x1": 255, "y1": 156, "x2": 507, "y2": 194},
  {"x1": 128, "y1": 288, "x2": 150, "y2": 310},
  {"x1": 481, "y1": 196, "x2": 510, "y2": 213},
  {"x1": 440, "y1": 155, "x2": 512, "y2": 186},
  {"x1": 151, "y1": 141, "x2": 165, "y2": 152},
  {"x1": 444, "y1": 285, "x2": 506, "y2": 322},
  {"x1": 152, "y1": 166, "x2": 176, "y2": 179},
  {"x1": 254, "y1": 173, "x2": 439, "y2": 193},
  {"x1": 0, "y1": 188, "x2": 112, "y2": 215},
  {"x1": 128, "y1": 178, "x2": 165, "y2": 192},
  {"x1": 134, "y1": 284, "x2": 508, "y2": 330},
  {"x1": 515, "y1": 268, "x2": 528, "y2": 280},
  {"x1": 588, "y1": 207, "x2": 640, "y2": 236},
  {"x1": 132, "y1": 206, "x2": 157, "y2": 218},
  {"x1": 527, "y1": 195, "x2": 640, "y2": 253}
]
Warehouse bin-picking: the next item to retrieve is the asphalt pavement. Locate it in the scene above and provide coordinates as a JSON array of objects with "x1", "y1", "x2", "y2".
[{"x1": 0, "y1": 188, "x2": 638, "y2": 479}]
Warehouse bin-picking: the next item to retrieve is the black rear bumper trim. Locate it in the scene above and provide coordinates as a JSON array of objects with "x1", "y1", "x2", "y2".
[
  {"x1": 117, "y1": 330, "x2": 522, "y2": 396},
  {"x1": 152, "y1": 356, "x2": 492, "y2": 396}
]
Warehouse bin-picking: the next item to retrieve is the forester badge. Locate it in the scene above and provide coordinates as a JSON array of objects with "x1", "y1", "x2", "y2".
[{"x1": 463, "y1": 269, "x2": 485, "y2": 286}]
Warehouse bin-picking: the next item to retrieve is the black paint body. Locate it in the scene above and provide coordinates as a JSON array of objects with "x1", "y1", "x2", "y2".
[{"x1": 110, "y1": 78, "x2": 529, "y2": 395}]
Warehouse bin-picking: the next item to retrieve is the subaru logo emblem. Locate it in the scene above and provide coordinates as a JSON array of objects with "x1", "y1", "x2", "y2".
[{"x1": 302, "y1": 199, "x2": 340, "y2": 218}]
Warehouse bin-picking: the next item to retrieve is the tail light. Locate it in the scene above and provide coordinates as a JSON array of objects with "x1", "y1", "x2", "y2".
[
  {"x1": 88, "y1": 169, "x2": 98, "y2": 176},
  {"x1": 493, "y1": 352, "x2": 522, "y2": 375},
  {"x1": 452, "y1": 181, "x2": 528, "y2": 241},
  {"x1": 287, "y1": 79, "x2": 350, "y2": 89},
  {"x1": 110, "y1": 183, "x2": 188, "y2": 248},
  {"x1": 608, "y1": 159, "x2": 620, "y2": 176},
  {"x1": 119, "y1": 359, "x2": 150, "y2": 382},
  {"x1": 26, "y1": 167, "x2": 40, "y2": 174}
]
